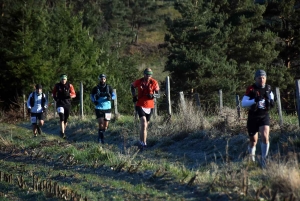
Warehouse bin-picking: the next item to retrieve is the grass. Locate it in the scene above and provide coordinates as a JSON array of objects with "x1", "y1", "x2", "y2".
[{"x1": 0, "y1": 102, "x2": 300, "y2": 200}]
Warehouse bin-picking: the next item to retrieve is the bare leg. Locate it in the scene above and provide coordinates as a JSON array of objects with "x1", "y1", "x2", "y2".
[{"x1": 139, "y1": 116, "x2": 148, "y2": 145}]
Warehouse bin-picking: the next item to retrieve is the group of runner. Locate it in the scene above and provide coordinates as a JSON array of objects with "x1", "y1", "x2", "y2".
[
  {"x1": 27, "y1": 69, "x2": 275, "y2": 167},
  {"x1": 26, "y1": 68, "x2": 159, "y2": 148}
]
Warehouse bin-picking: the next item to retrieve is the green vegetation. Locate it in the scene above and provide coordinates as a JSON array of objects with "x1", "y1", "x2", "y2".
[{"x1": 1, "y1": 0, "x2": 300, "y2": 115}]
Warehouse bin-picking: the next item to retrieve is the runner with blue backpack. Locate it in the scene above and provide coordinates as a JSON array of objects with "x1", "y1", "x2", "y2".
[{"x1": 90, "y1": 74, "x2": 116, "y2": 144}]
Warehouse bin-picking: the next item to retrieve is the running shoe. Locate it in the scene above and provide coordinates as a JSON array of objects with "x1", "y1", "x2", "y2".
[
  {"x1": 60, "y1": 131, "x2": 66, "y2": 139},
  {"x1": 37, "y1": 126, "x2": 42, "y2": 135}
]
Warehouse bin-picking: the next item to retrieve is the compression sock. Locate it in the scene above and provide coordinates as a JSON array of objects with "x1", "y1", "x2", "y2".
[{"x1": 248, "y1": 145, "x2": 256, "y2": 162}]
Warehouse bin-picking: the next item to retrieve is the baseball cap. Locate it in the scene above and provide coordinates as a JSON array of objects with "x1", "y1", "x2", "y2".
[
  {"x1": 144, "y1": 68, "x2": 153, "y2": 75},
  {"x1": 35, "y1": 84, "x2": 42, "y2": 89}
]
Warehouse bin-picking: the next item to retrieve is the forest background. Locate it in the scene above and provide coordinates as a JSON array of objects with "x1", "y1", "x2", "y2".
[{"x1": 0, "y1": 0, "x2": 299, "y2": 116}]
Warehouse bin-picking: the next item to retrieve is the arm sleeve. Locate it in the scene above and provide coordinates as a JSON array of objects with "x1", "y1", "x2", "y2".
[
  {"x1": 44, "y1": 93, "x2": 48, "y2": 108},
  {"x1": 69, "y1": 84, "x2": 76, "y2": 98},
  {"x1": 241, "y1": 95, "x2": 255, "y2": 108},
  {"x1": 90, "y1": 87, "x2": 96, "y2": 102},
  {"x1": 108, "y1": 86, "x2": 116, "y2": 100},
  {"x1": 26, "y1": 93, "x2": 32, "y2": 108},
  {"x1": 111, "y1": 92, "x2": 116, "y2": 100},
  {"x1": 52, "y1": 85, "x2": 57, "y2": 100}
]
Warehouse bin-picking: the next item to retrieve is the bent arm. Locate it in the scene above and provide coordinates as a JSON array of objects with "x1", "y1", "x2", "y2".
[
  {"x1": 44, "y1": 93, "x2": 48, "y2": 108},
  {"x1": 27, "y1": 94, "x2": 32, "y2": 108},
  {"x1": 130, "y1": 83, "x2": 136, "y2": 97},
  {"x1": 241, "y1": 95, "x2": 255, "y2": 108},
  {"x1": 69, "y1": 84, "x2": 76, "y2": 98}
]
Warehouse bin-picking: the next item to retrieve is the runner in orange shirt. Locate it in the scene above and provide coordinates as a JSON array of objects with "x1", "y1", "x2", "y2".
[{"x1": 131, "y1": 68, "x2": 160, "y2": 151}]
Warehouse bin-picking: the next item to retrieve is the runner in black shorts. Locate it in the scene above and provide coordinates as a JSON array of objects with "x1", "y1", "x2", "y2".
[
  {"x1": 241, "y1": 70, "x2": 275, "y2": 168},
  {"x1": 27, "y1": 84, "x2": 48, "y2": 137},
  {"x1": 90, "y1": 74, "x2": 116, "y2": 144}
]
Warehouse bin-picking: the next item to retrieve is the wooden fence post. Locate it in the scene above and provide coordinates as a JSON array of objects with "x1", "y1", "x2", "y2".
[
  {"x1": 275, "y1": 87, "x2": 283, "y2": 127},
  {"x1": 46, "y1": 92, "x2": 49, "y2": 120},
  {"x1": 23, "y1": 94, "x2": 26, "y2": 120},
  {"x1": 80, "y1": 82, "x2": 84, "y2": 118},
  {"x1": 179, "y1": 91, "x2": 186, "y2": 111},
  {"x1": 194, "y1": 93, "x2": 201, "y2": 110},
  {"x1": 219, "y1": 89, "x2": 223, "y2": 111},
  {"x1": 166, "y1": 76, "x2": 172, "y2": 115},
  {"x1": 235, "y1": 95, "x2": 241, "y2": 119},
  {"x1": 153, "y1": 97, "x2": 157, "y2": 118},
  {"x1": 54, "y1": 100, "x2": 56, "y2": 118},
  {"x1": 295, "y1": 80, "x2": 300, "y2": 127},
  {"x1": 113, "y1": 89, "x2": 119, "y2": 117}
]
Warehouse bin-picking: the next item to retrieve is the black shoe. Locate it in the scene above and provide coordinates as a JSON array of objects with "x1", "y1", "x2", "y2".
[
  {"x1": 98, "y1": 131, "x2": 104, "y2": 144},
  {"x1": 60, "y1": 131, "x2": 66, "y2": 139},
  {"x1": 37, "y1": 126, "x2": 42, "y2": 135}
]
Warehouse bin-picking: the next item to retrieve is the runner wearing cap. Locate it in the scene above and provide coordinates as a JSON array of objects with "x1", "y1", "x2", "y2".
[
  {"x1": 241, "y1": 69, "x2": 275, "y2": 168},
  {"x1": 27, "y1": 84, "x2": 48, "y2": 137},
  {"x1": 52, "y1": 74, "x2": 76, "y2": 139},
  {"x1": 131, "y1": 68, "x2": 160, "y2": 151},
  {"x1": 90, "y1": 74, "x2": 116, "y2": 144}
]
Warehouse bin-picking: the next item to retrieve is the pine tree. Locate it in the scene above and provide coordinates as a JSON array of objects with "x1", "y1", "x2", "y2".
[
  {"x1": 0, "y1": 0, "x2": 52, "y2": 109},
  {"x1": 164, "y1": 0, "x2": 286, "y2": 108},
  {"x1": 263, "y1": 0, "x2": 300, "y2": 75}
]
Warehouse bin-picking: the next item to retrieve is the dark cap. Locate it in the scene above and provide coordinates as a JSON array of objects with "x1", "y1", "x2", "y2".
[
  {"x1": 98, "y1": 74, "x2": 106, "y2": 80},
  {"x1": 35, "y1": 84, "x2": 42, "y2": 89},
  {"x1": 254, "y1": 70, "x2": 267, "y2": 79}
]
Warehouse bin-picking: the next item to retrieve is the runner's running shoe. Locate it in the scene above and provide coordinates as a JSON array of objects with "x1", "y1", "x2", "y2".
[{"x1": 37, "y1": 126, "x2": 42, "y2": 135}]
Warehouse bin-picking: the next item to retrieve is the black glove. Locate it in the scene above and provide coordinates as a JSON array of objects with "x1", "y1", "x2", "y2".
[
  {"x1": 106, "y1": 93, "x2": 111, "y2": 101},
  {"x1": 147, "y1": 94, "x2": 154, "y2": 99},
  {"x1": 94, "y1": 101, "x2": 98, "y2": 105},
  {"x1": 264, "y1": 93, "x2": 271, "y2": 110},
  {"x1": 133, "y1": 96, "x2": 138, "y2": 103},
  {"x1": 254, "y1": 96, "x2": 262, "y2": 103},
  {"x1": 27, "y1": 108, "x2": 31, "y2": 114},
  {"x1": 42, "y1": 107, "x2": 47, "y2": 113}
]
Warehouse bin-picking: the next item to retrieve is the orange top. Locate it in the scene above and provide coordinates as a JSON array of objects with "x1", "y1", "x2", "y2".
[{"x1": 132, "y1": 77, "x2": 159, "y2": 108}]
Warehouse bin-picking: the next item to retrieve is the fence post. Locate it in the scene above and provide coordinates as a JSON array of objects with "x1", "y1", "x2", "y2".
[
  {"x1": 46, "y1": 92, "x2": 49, "y2": 120},
  {"x1": 80, "y1": 82, "x2": 84, "y2": 118},
  {"x1": 23, "y1": 94, "x2": 26, "y2": 120},
  {"x1": 235, "y1": 95, "x2": 240, "y2": 119},
  {"x1": 295, "y1": 79, "x2": 300, "y2": 127},
  {"x1": 194, "y1": 93, "x2": 201, "y2": 111},
  {"x1": 275, "y1": 87, "x2": 283, "y2": 127},
  {"x1": 113, "y1": 89, "x2": 118, "y2": 116},
  {"x1": 219, "y1": 89, "x2": 223, "y2": 111},
  {"x1": 179, "y1": 91, "x2": 186, "y2": 111},
  {"x1": 153, "y1": 97, "x2": 157, "y2": 118},
  {"x1": 166, "y1": 76, "x2": 172, "y2": 115},
  {"x1": 54, "y1": 100, "x2": 56, "y2": 118}
]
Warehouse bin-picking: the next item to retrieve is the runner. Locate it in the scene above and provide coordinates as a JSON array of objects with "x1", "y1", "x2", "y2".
[
  {"x1": 130, "y1": 68, "x2": 160, "y2": 151},
  {"x1": 90, "y1": 74, "x2": 116, "y2": 144},
  {"x1": 241, "y1": 69, "x2": 275, "y2": 168},
  {"x1": 27, "y1": 84, "x2": 48, "y2": 137},
  {"x1": 52, "y1": 74, "x2": 76, "y2": 139}
]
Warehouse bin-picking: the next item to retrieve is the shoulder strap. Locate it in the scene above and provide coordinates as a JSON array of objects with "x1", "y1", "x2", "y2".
[{"x1": 106, "y1": 84, "x2": 110, "y2": 94}]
